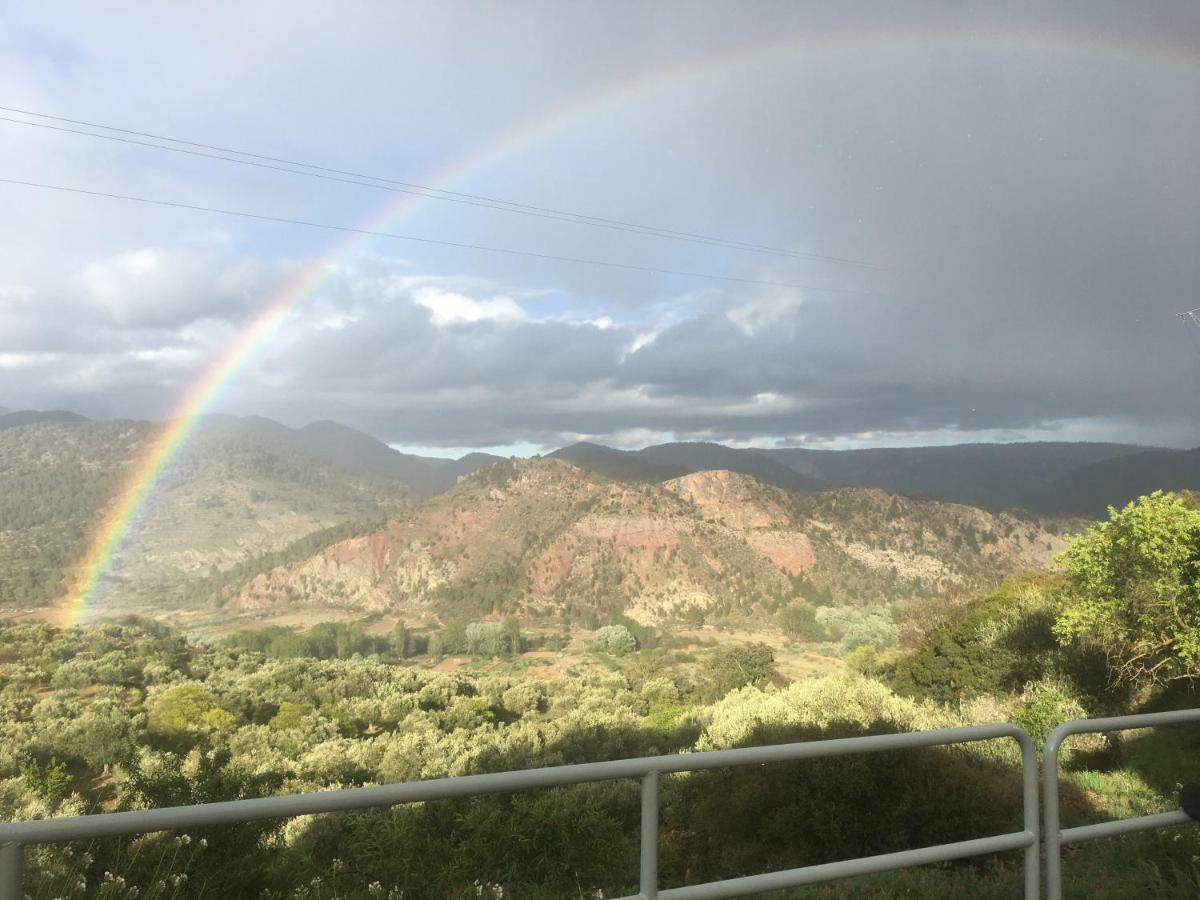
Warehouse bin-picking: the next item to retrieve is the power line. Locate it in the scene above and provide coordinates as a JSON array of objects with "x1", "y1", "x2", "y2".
[
  {"x1": 0, "y1": 176, "x2": 882, "y2": 293},
  {"x1": 0, "y1": 105, "x2": 880, "y2": 269}
]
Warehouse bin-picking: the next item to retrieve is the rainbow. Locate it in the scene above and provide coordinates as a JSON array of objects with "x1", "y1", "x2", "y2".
[{"x1": 57, "y1": 22, "x2": 1200, "y2": 625}]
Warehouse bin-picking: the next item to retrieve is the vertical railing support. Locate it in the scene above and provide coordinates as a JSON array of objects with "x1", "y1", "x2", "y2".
[
  {"x1": 1044, "y1": 733, "x2": 1064, "y2": 900},
  {"x1": 1044, "y1": 709, "x2": 1200, "y2": 900},
  {"x1": 640, "y1": 771, "x2": 659, "y2": 900},
  {"x1": 0, "y1": 841, "x2": 24, "y2": 900},
  {"x1": 1015, "y1": 728, "x2": 1040, "y2": 900}
]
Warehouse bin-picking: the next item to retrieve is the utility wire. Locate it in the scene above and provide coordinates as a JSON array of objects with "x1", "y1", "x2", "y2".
[
  {"x1": 0, "y1": 105, "x2": 880, "y2": 269},
  {"x1": 0, "y1": 176, "x2": 881, "y2": 293}
]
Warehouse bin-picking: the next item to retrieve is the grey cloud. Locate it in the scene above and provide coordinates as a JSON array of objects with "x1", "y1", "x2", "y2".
[{"x1": 2, "y1": 2, "x2": 1199, "y2": 449}]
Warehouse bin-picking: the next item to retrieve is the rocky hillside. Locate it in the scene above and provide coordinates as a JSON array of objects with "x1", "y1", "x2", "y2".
[{"x1": 226, "y1": 459, "x2": 1076, "y2": 626}]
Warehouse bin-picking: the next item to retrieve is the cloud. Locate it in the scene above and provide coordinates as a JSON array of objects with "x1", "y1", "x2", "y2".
[
  {"x1": 412, "y1": 286, "x2": 527, "y2": 326},
  {"x1": 2, "y1": 3, "x2": 1199, "y2": 449}
]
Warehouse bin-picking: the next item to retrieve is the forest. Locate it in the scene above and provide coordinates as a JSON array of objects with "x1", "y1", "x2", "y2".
[{"x1": 2, "y1": 492, "x2": 1200, "y2": 898}]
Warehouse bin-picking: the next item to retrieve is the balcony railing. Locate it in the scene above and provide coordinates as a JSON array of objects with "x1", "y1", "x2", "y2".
[
  {"x1": 0, "y1": 722, "x2": 1040, "y2": 900},
  {"x1": 1043, "y1": 708, "x2": 1200, "y2": 900}
]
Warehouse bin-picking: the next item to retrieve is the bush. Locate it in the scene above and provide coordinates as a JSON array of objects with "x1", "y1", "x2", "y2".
[
  {"x1": 1055, "y1": 491, "x2": 1200, "y2": 687},
  {"x1": 1011, "y1": 680, "x2": 1107, "y2": 762},
  {"x1": 887, "y1": 574, "x2": 1117, "y2": 708},
  {"x1": 704, "y1": 644, "x2": 776, "y2": 699},
  {"x1": 593, "y1": 624, "x2": 637, "y2": 656},
  {"x1": 779, "y1": 602, "x2": 827, "y2": 641},
  {"x1": 816, "y1": 606, "x2": 899, "y2": 652},
  {"x1": 148, "y1": 684, "x2": 237, "y2": 738}
]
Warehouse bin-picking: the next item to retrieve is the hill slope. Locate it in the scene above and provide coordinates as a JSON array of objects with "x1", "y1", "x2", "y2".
[
  {"x1": 227, "y1": 459, "x2": 1075, "y2": 625},
  {"x1": 1043, "y1": 446, "x2": 1200, "y2": 517},
  {"x1": 0, "y1": 416, "x2": 503, "y2": 609},
  {"x1": 551, "y1": 441, "x2": 822, "y2": 493},
  {"x1": 763, "y1": 441, "x2": 1155, "y2": 512},
  {"x1": 0, "y1": 409, "x2": 91, "y2": 429}
]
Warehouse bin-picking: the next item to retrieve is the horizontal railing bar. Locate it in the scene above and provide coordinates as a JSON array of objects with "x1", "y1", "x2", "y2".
[
  {"x1": 0, "y1": 723, "x2": 1025, "y2": 846},
  {"x1": 1047, "y1": 709, "x2": 1200, "y2": 748},
  {"x1": 1061, "y1": 810, "x2": 1193, "y2": 845},
  {"x1": 1044, "y1": 708, "x2": 1200, "y2": 900},
  {"x1": 607, "y1": 831, "x2": 1035, "y2": 900}
]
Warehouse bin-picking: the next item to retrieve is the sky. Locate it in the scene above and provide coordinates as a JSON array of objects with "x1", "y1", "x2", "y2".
[{"x1": 2, "y1": 2, "x2": 1199, "y2": 456}]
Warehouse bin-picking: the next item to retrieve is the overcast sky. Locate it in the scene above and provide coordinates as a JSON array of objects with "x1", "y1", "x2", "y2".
[{"x1": 2, "y1": 2, "x2": 1199, "y2": 455}]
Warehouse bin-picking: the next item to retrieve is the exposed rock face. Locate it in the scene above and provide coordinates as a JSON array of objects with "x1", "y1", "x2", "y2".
[
  {"x1": 663, "y1": 470, "x2": 793, "y2": 529},
  {"x1": 227, "y1": 458, "x2": 1076, "y2": 625}
]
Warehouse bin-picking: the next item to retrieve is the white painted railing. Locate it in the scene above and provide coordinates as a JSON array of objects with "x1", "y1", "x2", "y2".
[
  {"x1": 1043, "y1": 708, "x2": 1200, "y2": 900},
  {"x1": 0, "y1": 723, "x2": 1040, "y2": 900}
]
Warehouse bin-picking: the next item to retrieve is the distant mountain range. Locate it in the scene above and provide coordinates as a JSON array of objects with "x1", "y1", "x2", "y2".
[
  {"x1": 550, "y1": 439, "x2": 1194, "y2": 517},
  {"x1": 225, "y1": 459, "x2": 1073, "y2": 625},
  {"x1": 2, "y1": 407, "x2": 1198, "y2": 615},
  {"x1": 0, "y1": 409, "x2": 90, "y2": 429}
]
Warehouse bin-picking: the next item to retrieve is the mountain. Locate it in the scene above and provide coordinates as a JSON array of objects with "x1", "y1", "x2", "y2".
[
  {"x1": 0, "y1": 415, "x2": 498, "y2": 609},
  {"x1": 0, "y1": 409, "x2": 91, "y2": 429},
  {"x1": 550, "y1": 439, "x2": 1160, "y2": 514},
  {"x1": 762, "y1": 442, "x2": 1155, "y2": 512},
  {"x1": 226, "y1": 458, "x2": 1074, "y2": 626},
  {"x1": 551, "y1": 441, "x2": 822, "y2": 493},
  {"x1": 290, "y1": 420, "x2": 501, "y2": 497},
  {"x1": 1043, "y1": 446, "x2": 1200, "y2": 517}
]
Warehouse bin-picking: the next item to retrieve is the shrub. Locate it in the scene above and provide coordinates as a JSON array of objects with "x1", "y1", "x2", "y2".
[
  {"x1": 148, "y1": 684, "x2": 236, "y2": 737},
  {"x1": 703, "y1": 644, "x2": 776, "y2": 699},
  {"x1": 778, "y1": 602, "x2": 827, "y2": 641},
  {"x1": 593, "y1": 624, "x2": 637, "y2": 656},
  {"x1": 1055, "y1": 491, "x2": 1200, "y2": 687}
]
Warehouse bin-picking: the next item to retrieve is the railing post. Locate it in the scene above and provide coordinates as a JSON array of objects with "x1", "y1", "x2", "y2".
[
  {"x1": 0, "y1": 841, "x2": 24, "y2": 900},
  {"x1": 1015, "y1": 729, "x2": 1040, "y2": 900},
  {"x1": 1044, "y1": 724, "x2": 1066, "y2": 900},
  {"x1": 640, "y1": 771, "x2": 659, "y2": 900}
]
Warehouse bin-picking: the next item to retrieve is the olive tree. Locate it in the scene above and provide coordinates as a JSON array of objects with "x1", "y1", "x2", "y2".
[{"x1": 1054, "y1": 491, "x2": 1200, "y2": 686}]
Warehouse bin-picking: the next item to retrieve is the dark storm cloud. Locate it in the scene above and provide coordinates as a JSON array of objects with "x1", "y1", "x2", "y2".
[{"x1": 2, "y1": 2, "x2": 1199, "y2": 448}]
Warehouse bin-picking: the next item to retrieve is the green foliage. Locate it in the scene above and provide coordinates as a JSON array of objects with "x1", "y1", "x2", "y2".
[
  {"x1": 703, "y1": 643, "x2": 776, "y2": 699},
  {"x1": 887, "y1": 573, "x2": 1115, "y2": 707},
  {"x1": 147, "y1": 684, "x2": 236, "y2": 738},
  {"x1": 815, "y1": 606, "x2": 899, "y2": 652},
  {"x1": 268, "y1": 701, "x2": 315, "y2": 731},
  {"x1": 19, "y1": 757, "x2": 72, "y2": 807},
  {"x1": 593, "y1": 624, "x2": 638, "y2": 655},
  {"x1": 1055, "y1": 491, "x2": 1200, "y2": 687},
  {"x1": 778, "y1": 602, "x2": 826, "y2": 641},
  {"x1": 0, "y1": 610, "x2": 1173, "y2": 899}
]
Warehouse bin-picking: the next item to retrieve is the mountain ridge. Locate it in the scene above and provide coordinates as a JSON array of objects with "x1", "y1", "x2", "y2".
[{"x1": 224, "y1": 458, "x2": 1076, "y2": 627}]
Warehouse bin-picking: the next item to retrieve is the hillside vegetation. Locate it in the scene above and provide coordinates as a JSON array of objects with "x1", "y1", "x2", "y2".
[
  {"x1": 2, "y1": 491, "x2": 1200, "y2": 897},
  {"x1": 226, "y1": 458, "x2": 1075, "y2": 628},
  {"x1": 0, "y1": 419, "x2": 409, "y2": 608}
]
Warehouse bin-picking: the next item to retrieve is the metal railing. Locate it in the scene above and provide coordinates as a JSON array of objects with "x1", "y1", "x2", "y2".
[
  {"x1": 1043, "y1": 708, "x2": 1200, "y2": 900},
  {"x1": 0, "y1": 722, "x2": 1040, "y2": 900}
]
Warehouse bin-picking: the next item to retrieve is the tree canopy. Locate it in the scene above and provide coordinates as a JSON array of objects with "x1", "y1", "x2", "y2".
[{"x1": 1055, "y1": 491, "x2": 1200, "y2": 686}]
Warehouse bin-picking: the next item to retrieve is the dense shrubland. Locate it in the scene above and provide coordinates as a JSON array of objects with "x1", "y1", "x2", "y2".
[
  {"x1": 3, "y1": 491, "x2": 1200, "y2": 897},
  {"x1": 0, "y1": 618, "x2": 1031, "y2": 898}
]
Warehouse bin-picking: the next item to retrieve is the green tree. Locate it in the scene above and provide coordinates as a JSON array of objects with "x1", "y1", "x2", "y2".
[
  {"x1": 501, "y1": 616, "x2": 523, "y2": 656},
  {"x1": 148, "y1": 684, "x2": 236, "y2": 737},
  {"x1": 1055, "y1": 491, "x2": 1200, "y2": 686},
  {"x1": 269, "y1": 701, "x2": 315, "y2": 730},
  {"x1": 392, "y1": 621, "x2": 411, "y2": 659},
  {"x1": 778, "y1": 602, "x2": 826, "y2": 641},
  {"x1": 705, "y1": 643, "x2": 776, "y2": 698},
  {"x1": 593, "y1": 624, "x2": 637, "y2": 655}
]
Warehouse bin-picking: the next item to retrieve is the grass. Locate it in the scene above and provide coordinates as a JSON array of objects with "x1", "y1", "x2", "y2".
[{"x1": 748, "y1": 724, "x2": 1200, "y2": 899}]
